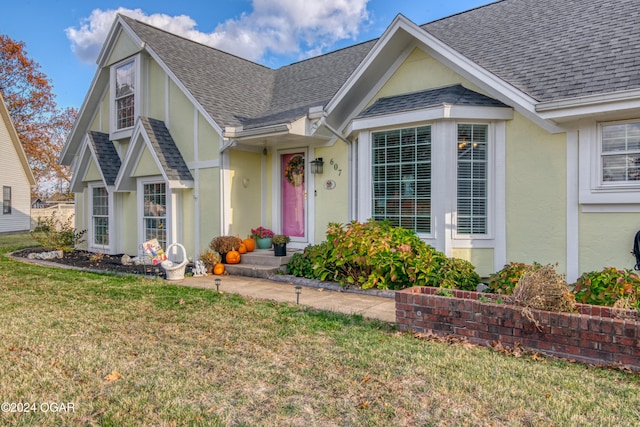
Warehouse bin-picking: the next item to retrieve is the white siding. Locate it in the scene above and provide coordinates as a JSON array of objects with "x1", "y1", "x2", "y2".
[{"x1": 0, "y1": 112, "x2": 32, "y2": 233}]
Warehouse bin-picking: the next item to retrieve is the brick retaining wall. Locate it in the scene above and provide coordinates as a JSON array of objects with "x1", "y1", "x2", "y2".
[{"x1": 396, "y1": 286, "x2": 640, "y2": 371}]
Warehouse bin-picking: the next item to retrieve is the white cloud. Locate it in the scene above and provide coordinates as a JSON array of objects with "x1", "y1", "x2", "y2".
[{"x1": 66, "y1": 0, "x2": 371, "y2": 65}]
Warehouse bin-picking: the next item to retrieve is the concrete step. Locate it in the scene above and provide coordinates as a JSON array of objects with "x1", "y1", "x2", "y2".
[
  {"x1": 239, "y1": 248, "x2": 299, "y2": 266},
  {"x1": 222, "y1": 248, "x2": 302, "y2": 279}
]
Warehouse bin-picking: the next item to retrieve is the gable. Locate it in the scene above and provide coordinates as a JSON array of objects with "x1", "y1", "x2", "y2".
[
  {"x1": 84, "y1": 157, "x2": 103, "y2": 181},
  {"x1": 106, "y1": 27, "x2": 141, "y2": 66},
  {"x1": 133, "y1": 145, "x2": 161, "y2": 177},
  {"x1": 0, "y1": 94, "x2": 35, "y2": 187},
  {"x1": 372, "y1": 48, "x2": 485, "y2": 105}
]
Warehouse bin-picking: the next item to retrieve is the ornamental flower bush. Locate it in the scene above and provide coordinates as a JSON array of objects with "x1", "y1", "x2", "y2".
[
  {"x1": 251, "y1": 226, "x2": 274, "y2": 239},
  {"x1": 288, "y1": 219, "x2": 480, "y2": 291},
  {"x1": 573, "y1": 267, "x2": 640, "y2": 309}
]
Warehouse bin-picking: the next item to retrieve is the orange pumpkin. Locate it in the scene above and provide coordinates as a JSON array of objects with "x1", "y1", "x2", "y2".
[
  {"x1": 238, "y1": 243, "x2": 247, "y2": 254},
  {"x1": 213, "y1": 263, "x2": 225, "y2": 275},
  {"x1": 243, "y1": 238, "x2": 256, "y2": 252},
  {"x1": 225, "y1": 250, "x2": 241, "y2": 264}
]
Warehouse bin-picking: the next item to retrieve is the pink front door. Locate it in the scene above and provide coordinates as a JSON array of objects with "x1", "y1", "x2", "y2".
[{"x1": 281, "y1": 152, "x2": 305, "y2": 238}]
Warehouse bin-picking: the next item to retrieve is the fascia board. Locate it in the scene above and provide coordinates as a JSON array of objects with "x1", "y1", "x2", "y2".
[
  {"x1": 537, "y1": 89, "x2": 640, "y2": 120},
  {"x1": 69, "y1": 138, "x2": 91, "y2": 193},
  {"x1": 96, "y1": 16, "x2": 144, "y2": 67},
  {"x1": 60, "y1": 71, "x2": 109, "y2": 165},
  {"x1": 114, "y1": 121, "x2": 146, "y2": 191},
  {"x1": 350, "y1": 105, "x2": 514, "y2": 132}
]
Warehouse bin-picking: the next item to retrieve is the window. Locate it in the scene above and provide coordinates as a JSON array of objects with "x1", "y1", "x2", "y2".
[
  {"x1": 92, "y1": 186, "x2": 109, "y2": 246},
  {"x1": 601, "y1": 121, "x2": 640, "y2": 184},
  {"x1": 457, "y1": 124, "x2": 488, "y2": 235},
  {"x1": 372, "y1": 126, "x2": 431, "y2": 233},
  {"x1": 3, "y1": 186, "x2": 11, "y2": 214},
  {"x1": 143, "y1": 182, "x2": 166, "y2": 248},
  {"x1": 115, "y1": 60, "x2": 135, "y2": 130}
]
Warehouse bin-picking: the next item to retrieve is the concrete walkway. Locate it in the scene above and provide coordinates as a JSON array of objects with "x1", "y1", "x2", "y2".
[{"x1": 176, "y1": 274, "x2": 397, "y2": 323}]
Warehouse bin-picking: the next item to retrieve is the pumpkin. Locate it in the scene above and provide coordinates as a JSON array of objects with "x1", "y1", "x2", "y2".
[
  {"x1": 225, "y1": 250, "x2": 241, "y2": 264},
  {"x1": 238, "y1": 243, "x2": 247, "y2": 254},
  {"x1": 243, "y1": 238, "x2": 256, "y2": 252},
  {"x1": 213, "y1": 263, "x2": 225, "y2": 275}
]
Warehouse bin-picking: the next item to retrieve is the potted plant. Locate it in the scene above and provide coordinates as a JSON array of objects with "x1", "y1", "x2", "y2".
[
  {"x1": 209, "y1": 236, "x2": 241, "y2": 263},
  {"x1": 272, "y1": 234, "x2": 290, "y2": 256},
  {"x1": 251, "y1": 226, "x2": 274, "y2": 249}
]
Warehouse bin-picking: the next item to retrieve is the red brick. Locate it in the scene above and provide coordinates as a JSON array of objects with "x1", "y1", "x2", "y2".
[
  {"x1": 580, "y1": 330, "x2": 611, "y2": 343},
  {"x1": 613, "y1": 335, "x2": 636, "y2": 347},
  {"x1": 581, "y1": 348, "x2": 614, "y2": 363}
]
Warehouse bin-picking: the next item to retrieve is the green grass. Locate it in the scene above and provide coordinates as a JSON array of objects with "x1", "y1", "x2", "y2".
[{"x1": 1, "y1": 233, "x2": 640, "y2": 426}]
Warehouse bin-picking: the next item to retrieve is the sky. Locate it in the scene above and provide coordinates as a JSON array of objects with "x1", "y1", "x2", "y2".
[{"x1": 0, "y1": 0, "x2": 493, "y2": 111}]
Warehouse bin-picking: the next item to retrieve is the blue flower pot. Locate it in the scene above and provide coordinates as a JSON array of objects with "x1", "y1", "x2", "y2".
[{"x1": 256, "y1": 237, "x2": 272, "y2": 249}]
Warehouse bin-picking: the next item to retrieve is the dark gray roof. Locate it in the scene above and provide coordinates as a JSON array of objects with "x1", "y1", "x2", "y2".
[
  {"x1": 122, "y1": 16, "x2": 274, "y2": 129},
  {"x1": 139, "y1": 117, "x2": 193, "y2": 182},
  {"x1": 88, "y1": 131, "x2": 120, "y2": 185},
  {"x1": 122, "y1": 0, "x2": 640, "y2": 129},
  {"x1": 357, "y1": 85, "x2": 507, "y2": 118},
  {"x1": 424, "y1": 0, "x2": 640, "y2": 102}
]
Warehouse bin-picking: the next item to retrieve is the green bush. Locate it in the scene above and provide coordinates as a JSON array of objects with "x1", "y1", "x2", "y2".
[
  {"x1": 573, "y1": 267, "x2": 640, "y2": 309},
  {"x1": 288, "y1": 220, "x2": 480, "y2": 291},
  {"x1": 487, "y1": 262, "x2": 541, "y2": 295},
  {"x1": 31, "y1": 211, "x2": 86, "y2": 251}
]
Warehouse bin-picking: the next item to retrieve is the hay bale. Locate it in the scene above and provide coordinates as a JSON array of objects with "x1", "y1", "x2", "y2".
[{"x1": 512, "y1": 264, "x2": 575, "y2": 313}]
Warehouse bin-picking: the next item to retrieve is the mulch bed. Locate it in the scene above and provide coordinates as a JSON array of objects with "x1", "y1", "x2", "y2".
[{"x1": 10, "y1": 248, "x2": 182, "y2": 278}]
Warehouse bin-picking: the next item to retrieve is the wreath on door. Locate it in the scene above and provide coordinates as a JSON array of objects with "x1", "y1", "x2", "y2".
[{"x1": 285, "y1": 155, "x2": 305, "y2": 187}]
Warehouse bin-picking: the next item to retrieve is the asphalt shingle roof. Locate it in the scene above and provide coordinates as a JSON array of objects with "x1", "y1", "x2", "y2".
[
  {"x1": 122, "y1": 0, "x2": 640, "y2": 128},
  {"x1": 357, "y1": 84, "x2": 507, "y2": 118},
  {"x1": 423, "y1": 0, "x2": 640, "y2": 102},
  {"x1": 87, "y1": 131, "x2": 121, "y2": 185},
  {"x1": 139, "y1": 117, "x2": 193, "y2": 182}
]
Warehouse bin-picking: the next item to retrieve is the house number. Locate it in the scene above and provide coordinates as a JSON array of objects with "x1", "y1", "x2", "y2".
[{"x1": 329, "y1": 158, "x2": 342, "y2": 176}]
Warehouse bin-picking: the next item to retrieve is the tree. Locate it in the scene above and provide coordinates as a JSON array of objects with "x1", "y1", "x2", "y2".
[{"x1": 0, "y1": 35, "x2": 77, "y2": 198}]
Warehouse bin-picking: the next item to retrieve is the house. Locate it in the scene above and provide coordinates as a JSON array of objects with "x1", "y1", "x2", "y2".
[
  {"x1": 60, "y1": 0, "x2": 640, "y2": 281},
  {"x1": 0, "y1": 93, "x2": 36, "y2": 233}
]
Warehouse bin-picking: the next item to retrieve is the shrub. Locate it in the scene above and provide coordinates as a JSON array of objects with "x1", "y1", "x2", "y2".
[
  {"x1": 287, "y1": 251, "x2": 315, "y2": 278},
  {"x1": 31, "y1": 211, "x2": 86, "y2": 251},
  {"x1": 573, "y1": 267, "x2": 640, "y2": 309},
  {"x1": 289, "y1": 220, "x2": 480, "y2": 291},
  {"x1": 199, "y1": 249, "x2": 221, "y2": 272},
  {"x1": 487, "y1": 262, "x2": 542, "y2": 295}
]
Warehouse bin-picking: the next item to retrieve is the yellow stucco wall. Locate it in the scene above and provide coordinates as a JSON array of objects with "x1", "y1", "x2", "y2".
[
  {"x1": 133, "y1": 145, "x2": 161, "y2": 177},
  {"x1": 84, "y1": 158, "x2": 102, "y2": 182},
  {"x1": 119, "y1": 192, "x2": 138, "y2": 254},
  {"x1": 168, "y1": 81, "x2": 194, "y2": 163},
  {"x1": 452, "y1": 248, "x2": 494, "y2": 278},
  {"x1": 374, "y1": 48, "x2": 487, "y2": 102},
  {"x1": 579, "y1": 212, "x2": 640, "y2": 273},
  {"x1": 314, "y1": 144, "x2": 349, "y2": 239},
  {"x1": 198, "y1": 112, "x2": 218, "y2": 162},
  {"x1": 148, "y1": 60, "x2": 165, "y2": 119},
  {"x1": 228, "y1": 149, "x2": 262, "y2": 237},
  {"x1": 199, "y1": 167, "x2": 220, "y2": 251},
  {"x1": 505, "y1": 113, "x2": 567, "y2": 272},
  {"x1": 106, "y1": 31, "x2": 139, "y2": 66}
]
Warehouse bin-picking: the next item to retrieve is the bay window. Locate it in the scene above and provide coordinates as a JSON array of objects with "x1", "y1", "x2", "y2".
[
  {"x1": 372, "y1": 126, "x2": 431, "y2": 233},
  {"x1": 456, "y1": 124, "x2": 488, "y2": 235}
]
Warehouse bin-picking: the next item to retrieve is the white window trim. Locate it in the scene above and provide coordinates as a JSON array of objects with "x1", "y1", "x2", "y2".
[
  {"x1": 579, "y1": 119, "x2": 640, "y2": 210},
  {"x1": 452, "y1": 122, "x2": 495, "y2": 241},
  {"x1": 137, "y1": 177, "x2": 171, "y2": 250},
  {"x1": 88, "y1": 182, "x2": 114, "y2": 254},
  {"x1": 356, "y1": 113, "x2": 506, "y2": 269},
  {"x1": 110, "y1": 55, "x2": 142, "y2": 140}
]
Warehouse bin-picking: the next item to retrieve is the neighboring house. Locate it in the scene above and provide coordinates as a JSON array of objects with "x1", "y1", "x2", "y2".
[
  {"x1": 60, "y1": 0, "x2": 640, "y2": 281},
  {"x1": 0, "y1": 93, "x2": 36, "y2": 233}
]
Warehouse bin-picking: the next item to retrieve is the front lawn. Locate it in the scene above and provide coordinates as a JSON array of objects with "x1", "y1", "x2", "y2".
[{"x1": 1, "y1": 233, "x2": 639, "y2": 426}]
